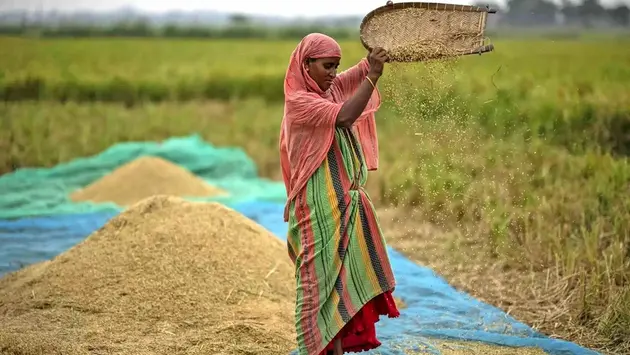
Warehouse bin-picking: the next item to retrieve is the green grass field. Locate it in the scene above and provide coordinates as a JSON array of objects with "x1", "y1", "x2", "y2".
[{"x1": 1, "y1": 36, "x2": 629, "y2": 353}]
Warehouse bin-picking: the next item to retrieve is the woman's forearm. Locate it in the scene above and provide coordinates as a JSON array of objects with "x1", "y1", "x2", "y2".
[{"x1": 335, "y1": 72, "x2": 379, "y2": 128}]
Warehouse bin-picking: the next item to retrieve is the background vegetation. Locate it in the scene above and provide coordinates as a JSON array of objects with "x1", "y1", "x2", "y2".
[{"x1": 1, "y1": 4, "x2": 629, "y2": 352}]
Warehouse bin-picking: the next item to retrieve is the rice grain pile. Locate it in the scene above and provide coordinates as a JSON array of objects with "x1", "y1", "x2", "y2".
[
  {"x1": 0, "y1": 196, "x2": 296, "y2": 355},
  {"x1": 70, "y1": 156, "x2": 226, "y2": 206}
]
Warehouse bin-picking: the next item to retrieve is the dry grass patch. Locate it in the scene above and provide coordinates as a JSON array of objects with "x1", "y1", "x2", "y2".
[{"x1": 378, "y1": 207, "x2": 624, "y2": 354}]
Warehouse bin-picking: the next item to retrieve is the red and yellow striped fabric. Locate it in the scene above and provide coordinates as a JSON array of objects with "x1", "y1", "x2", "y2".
[{"x1": 287, "y1": 127, "x2": 397, "y2": 355}]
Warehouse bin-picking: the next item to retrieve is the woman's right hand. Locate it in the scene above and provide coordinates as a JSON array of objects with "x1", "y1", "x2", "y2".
[{"x1": 367, "y1": 47, "x2": 388, "y2": 78}]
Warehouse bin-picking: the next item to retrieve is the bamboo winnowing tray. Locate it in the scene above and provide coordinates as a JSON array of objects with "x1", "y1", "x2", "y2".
[{"x1": 360, "y1": 2, "x2": 497, "y2": 62}]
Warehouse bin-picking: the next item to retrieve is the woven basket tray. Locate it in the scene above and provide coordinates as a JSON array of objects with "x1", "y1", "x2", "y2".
[{"x1": 360, "y1": 1, "x2": 496, "y2": 62}]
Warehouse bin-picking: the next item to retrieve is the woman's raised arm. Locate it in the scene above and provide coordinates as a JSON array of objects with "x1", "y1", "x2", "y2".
[{"x1": 335, "y1": 47, "x2": 387, "y2": 128}]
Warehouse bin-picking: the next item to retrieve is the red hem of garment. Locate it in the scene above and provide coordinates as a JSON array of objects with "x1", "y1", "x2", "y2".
[{"x1": 319, "y1": 290, "x2": 400, "y2": 354}]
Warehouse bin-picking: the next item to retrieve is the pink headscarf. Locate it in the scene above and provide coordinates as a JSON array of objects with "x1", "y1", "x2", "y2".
[{"x1": 279, "y1": 33, "x2": 381, "y2": 221}]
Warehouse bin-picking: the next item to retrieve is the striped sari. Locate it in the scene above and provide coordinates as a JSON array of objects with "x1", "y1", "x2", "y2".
[{"x1": 287, "y1": 126, "x2": 398, "y2": 355}]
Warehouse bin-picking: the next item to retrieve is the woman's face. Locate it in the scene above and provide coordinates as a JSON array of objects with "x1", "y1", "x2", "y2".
[{"x1": 306, "y1": 57, "x2": 340, "y2": 91}]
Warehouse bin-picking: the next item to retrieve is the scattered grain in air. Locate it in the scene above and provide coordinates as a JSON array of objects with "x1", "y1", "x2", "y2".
[{"x1": 372, "y1": 5, "x2": 531, "y2": 269}]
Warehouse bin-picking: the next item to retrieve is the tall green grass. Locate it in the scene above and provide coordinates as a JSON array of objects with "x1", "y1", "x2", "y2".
[
  {"x1": 1, "y1": 37, "x2": 629, "y2": 104},
  {"x1": 2, "y1": 37, "x2": 629, "y2": 154}
]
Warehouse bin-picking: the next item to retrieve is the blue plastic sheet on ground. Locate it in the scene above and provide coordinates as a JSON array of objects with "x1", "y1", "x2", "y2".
[{"x1": 0, "y1": 202, "x2": 600, "y2": 355}]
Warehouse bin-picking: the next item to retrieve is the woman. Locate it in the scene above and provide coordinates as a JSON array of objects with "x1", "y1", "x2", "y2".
[{"x1": 279, "y1": 33, "x2": 399, "y2": 355}]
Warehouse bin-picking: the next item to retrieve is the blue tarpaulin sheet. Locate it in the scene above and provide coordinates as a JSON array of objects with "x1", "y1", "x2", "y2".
[
  {"x1": 0, "y1": 201, "x2": 600, "y2": 355},
  {"x1": 0, "y1": 136, "x2": 600, "y2": 354}
]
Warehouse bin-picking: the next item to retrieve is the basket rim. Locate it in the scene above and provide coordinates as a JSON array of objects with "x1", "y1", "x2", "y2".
[{"x1": 359, "y1": 1, "x2": 494, "y2": 51}]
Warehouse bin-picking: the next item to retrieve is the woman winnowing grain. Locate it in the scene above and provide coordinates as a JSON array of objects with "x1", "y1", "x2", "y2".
[{"x1": 279, "y1": 33, "x2": 399, "y2": 355}]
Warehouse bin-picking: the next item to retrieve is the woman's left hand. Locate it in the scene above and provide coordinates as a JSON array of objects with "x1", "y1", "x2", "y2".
[{"x1": 367, "y1": 47, "x2": 388, "y2": 77}]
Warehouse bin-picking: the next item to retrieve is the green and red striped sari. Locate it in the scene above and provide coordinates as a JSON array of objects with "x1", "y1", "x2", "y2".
[{"x1": 287, "y1": 126, "x2": 397, "y2": 355}]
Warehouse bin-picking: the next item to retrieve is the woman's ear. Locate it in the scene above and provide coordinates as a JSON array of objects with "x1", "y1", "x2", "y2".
[{"x1": 304, "y1": 59, "x2": 310, "y2": 72}]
